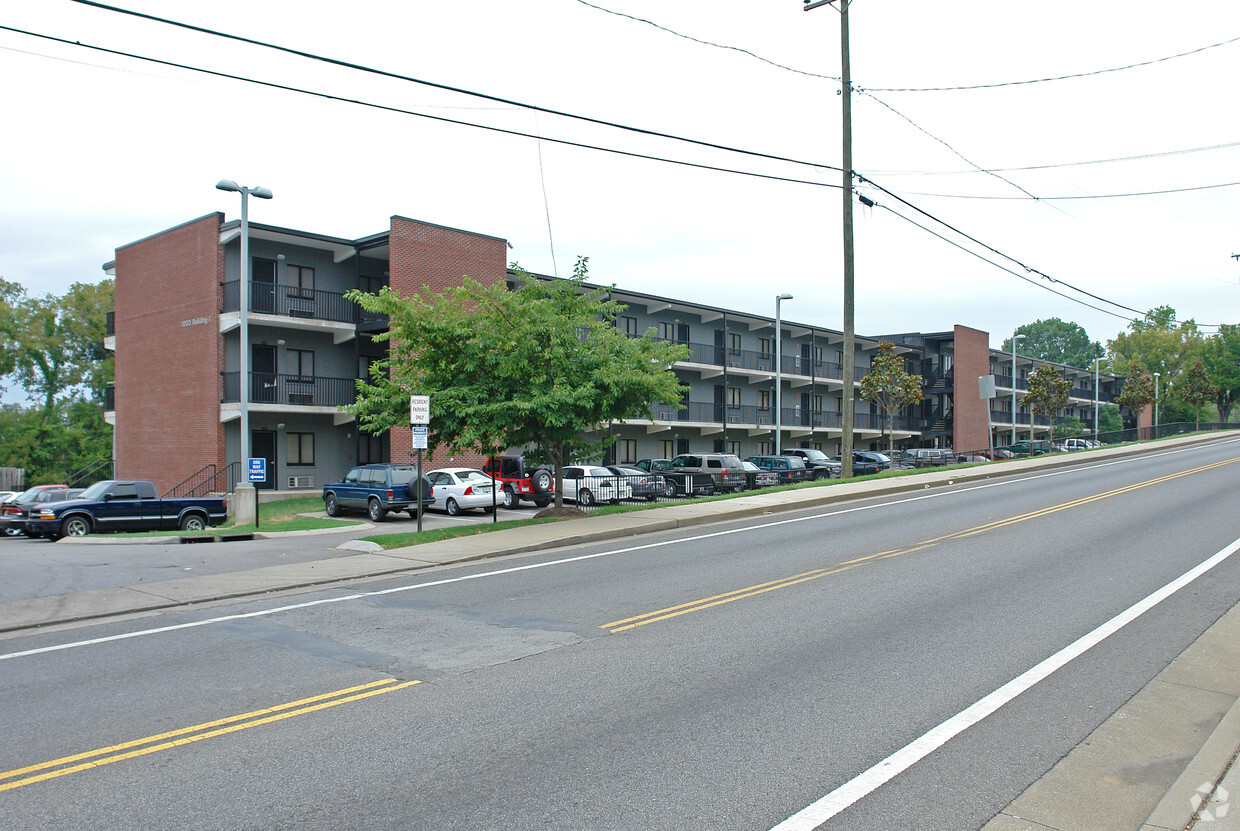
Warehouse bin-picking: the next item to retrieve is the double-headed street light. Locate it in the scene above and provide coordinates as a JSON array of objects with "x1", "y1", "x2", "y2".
[
  {"x1": 774, "y1": 293, "x2": 794, "y2": 455},
  {"x1": 217, "y1": 179, "x2": 273, "y2": 517},
  {"x1": 1154, "y1": 371, "x2": 1161, "y2": 434}
]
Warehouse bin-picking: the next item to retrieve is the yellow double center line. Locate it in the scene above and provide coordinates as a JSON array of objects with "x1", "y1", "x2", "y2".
[
  {"x1": 0, "y1": 678, "x2": 419, "y2": 793},
  {"x1": 603, "y1": 458, "x2": 1238, "y2": 633}
]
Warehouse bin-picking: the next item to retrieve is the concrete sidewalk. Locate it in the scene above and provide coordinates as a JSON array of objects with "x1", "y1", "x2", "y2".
[{"x1": 2, "y1": 432, "x2": 1238, "y2": 830}]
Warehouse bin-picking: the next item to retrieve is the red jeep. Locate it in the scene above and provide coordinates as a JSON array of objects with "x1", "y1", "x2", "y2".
[{"x1": 482, "y1": 456, "x2": 553, "y2": 509}]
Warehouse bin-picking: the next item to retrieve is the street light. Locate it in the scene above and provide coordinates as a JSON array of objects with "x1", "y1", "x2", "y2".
[
  {"x1": 1145, "y1": 372, "x2": 1155, "y2": 436},
  {"x1": 1093, "y1": 356, "x2": 1103, "y2": 442},
  {"x1": 1011, "y1": 333, "x2": 1026, "y2": 444},
  {"x1": 775, "y1": 293, "x2": 793, "y2": 455},
  {"x1": 216, "y1": 179, "x2": 273, "y2": 521}
]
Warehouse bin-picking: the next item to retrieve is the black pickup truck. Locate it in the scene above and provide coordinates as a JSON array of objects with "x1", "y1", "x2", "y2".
[{"x1": 25, "y1": 480, "x2": 228, "y2": 539}]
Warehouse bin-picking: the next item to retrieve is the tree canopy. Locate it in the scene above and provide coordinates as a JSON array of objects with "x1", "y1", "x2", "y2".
[
  {"x1": 1001, "y1": 318, "x2": 1103, "y2": 369},
  {"x1": 1200, "y1": 324, "x2": 1240, "y2": 422},
  {"x1": 345, "y1": 257, "x2": 690, "y2": 507},
  {"x1": 1115, "y1": 373, "x2": 1154, "y2": 421},
  {"x1": 1023, "y1": 364, "x2": 1071, "y2": 443},
  {"x1": 858, "y1": 341, "x2": 924, "y2": 452},
  {"x1": 1107, "y1": 305, "x2": 1202, "y2": 381}
]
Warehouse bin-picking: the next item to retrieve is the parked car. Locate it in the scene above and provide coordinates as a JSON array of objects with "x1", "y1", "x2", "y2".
[
  {"x1": 745, "y1": 455, "x2": 810, "y2": 485},
  {"x1": 425, "y1": 467, "x2": 499, "y2": 516},
  {"x1": 996, "y1": 440, "x2": 1051, "y2": 457},
  {"x1": 824, "y1": 452, "x2": 883, "y2": 478},
  {"x1": 636, "y1": 458, "x2": 713, "y2": 497},
  {"x1": 25, "y1": 480, "x2": 227, "y2": 539},
  {"x1": 481, "y1": 455, "x2": 553, "y2": 509},
  {"x1": 1, "y1": 484, "x2": 74, "y2": 537},
  {"x1": 668, "y1": 453, "x2": 748, "y2": 494},
  {"x1": 740, "y1": 460, "x2": 780, "y2": 490},
  {"x1": 899, "y1": 448, "x2": 958, "y2": 467},
  {"x1": 780, "y1": 448, "x2": 835, "y2": 480},
  {"x1": 1060, "y1": 437, "x2": 1098, "y2": 452},
  {"x1": 322, "y1": 464, "x2": 434, "y2": 522},
  {"x1": 561, "y1": 465, "x2": 632, "y2": 505},
  {"x1": 856, "y1": 451, "x2": 892, "y2": 472},
  {"x1": 606, "y1": 466, "x2": 665, "y2": 501}
]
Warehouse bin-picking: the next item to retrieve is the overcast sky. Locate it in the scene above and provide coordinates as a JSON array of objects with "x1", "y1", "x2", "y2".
[{"x1": 3, "y1": 0, "x2": 1239, "y2": 358}]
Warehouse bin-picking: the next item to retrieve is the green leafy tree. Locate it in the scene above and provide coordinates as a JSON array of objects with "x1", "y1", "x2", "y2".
[
  {"x1": 1023, "y1": 364, "x2": 1071, "y2": 443},
  {"x1": 1001, "y1": 318, "x2": 1103, "y2": 369},
  {"x1": 345, "y1": 257, "x2": 690, "y2": 508},
  {"x1": 1178, "y1": 360, "x2": 1216, "y2": 430},
  {"x1": 1107, "y1": 305, "x2": 1203, "y2": 385},
  {"x1": 858, "y1": 341, "x2": 924, "y2": 452},
  {"x1": 1098, "y1": 403, "x2": 1123, "y2": 434},
  {"x1": 1054, "y1": 415, "x2": 1084, "y2": 439},
  {"x1": 1201, "y1": 324, "x2": 1240, "y2": 423},
  {"x1": 1116, "y1": 373, "x2": 1154, "y2": 424}
]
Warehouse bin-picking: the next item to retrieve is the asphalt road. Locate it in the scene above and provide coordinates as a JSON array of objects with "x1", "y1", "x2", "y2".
[{"x1": 2, "y1": 440, "x2": 1239, "y2": 830}]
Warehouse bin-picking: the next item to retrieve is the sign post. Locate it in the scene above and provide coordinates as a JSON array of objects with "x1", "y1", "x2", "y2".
[
  {"x1": 246, "y1": 457, "x2": 267, "y2": 528},
  {"x1": 411, "y1": 395, "x2": 430, "y2": 534},
  {"x1": 979, "y1": 375, "x2": 997, "y2": 457}
]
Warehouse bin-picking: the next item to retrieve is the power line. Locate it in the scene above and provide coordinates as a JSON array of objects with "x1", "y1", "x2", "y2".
[{"x1": 893, "y1": 179, "x2": 1240, "y2": 201}]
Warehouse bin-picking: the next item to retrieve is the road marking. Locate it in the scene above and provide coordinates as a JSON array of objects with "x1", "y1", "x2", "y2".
[
  {"x1": 768, "y1": 533, "x2": 1240, "y2": 830},
  {"x1": 1, "y1": 444, "x2": 1234, "y2": 663},
  {"x1": 0, "y1": 678, "x2": 419, "y2": 792},
  {"x1": 604, "y1": 459, "x2": 1238, "y2": 633}
]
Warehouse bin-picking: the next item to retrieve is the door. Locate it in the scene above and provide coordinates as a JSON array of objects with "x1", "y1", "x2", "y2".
[
  {"x1": 251, "y1": 430, "x2": 277, "y2": 490},
  {"x1": 252, "y1": 344, "x2": 277, "y2": 403},
  {"x1": 251, "y1": 257, "x2": 276, "y2": 313}
]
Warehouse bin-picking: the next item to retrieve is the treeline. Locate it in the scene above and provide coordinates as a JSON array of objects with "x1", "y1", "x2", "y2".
[{"x1": 0, "y1": 278, "x2": 114, "y2": 486}]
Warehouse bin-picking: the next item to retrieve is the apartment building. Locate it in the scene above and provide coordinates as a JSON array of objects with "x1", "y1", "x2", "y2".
[{"x1": 103, "y1": 212, "x2": 1129, "y2": 494}]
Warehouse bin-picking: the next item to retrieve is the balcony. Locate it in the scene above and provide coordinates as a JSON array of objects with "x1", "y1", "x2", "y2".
[
  {"x1": 645, "y1": 401, "x2": 916, "y2": 432},
  {"x1": 221, "y1": 372, "x2": 358, "y2": 408},
  {"x1": 221, "y1": 281, "x2": 362, "y2": 325},
  {"x1": 643, "y1": 336, "x2": 869, "y2": 383}
]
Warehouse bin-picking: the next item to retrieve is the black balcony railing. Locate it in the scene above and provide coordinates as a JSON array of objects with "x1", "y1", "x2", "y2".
[
  {"x1": 646, "y1": 401, "x2": 915, "y2": 431},
  {"x1": 221, "y1": 372, "x2": 359, "y2": 407},
  {"x1": 106, "y1": 310, "x2": 115, "y2": 337},
  {"x1": 105, "y1": 383, "x2": 115, "y2": 412},
  {"x1": 222, "y1": 281, "x2": 360, "y2": 324},
  {"x1": 647, "y1": 336, "x2": 869, "y2": 382}
]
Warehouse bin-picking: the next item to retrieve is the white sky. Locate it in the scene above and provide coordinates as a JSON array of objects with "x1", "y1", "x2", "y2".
[{"x1": 3, "y1": 0, "x2": 1239, "y2": 357}]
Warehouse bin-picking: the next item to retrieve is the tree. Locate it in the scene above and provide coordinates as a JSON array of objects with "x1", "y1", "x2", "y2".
[
  {"x1": 1107, "y1": 305, "x2": 1203, "y2": 385},
  {"x1": 1001, "y1": 318, "x2": 1103, "y2": 369},
  {"x1": 1115, "y1": 373, "x2": 1154, "y2": 425},
  {"x1": 1178, "y1": 360, "x2": 1216, "y2": 431},
  {"x1": 1023, "y1": 364, "x2": 1071, "y2": 444},
  {"x1": 1200, "y1": 324, "x2": 1240, "y2": 423},
  {"x1": 344, "y1": 257, "x2": 690, "y2": 508},
  {"x1": 858, "y1": 341, "x2": 924, "y2": 452}
]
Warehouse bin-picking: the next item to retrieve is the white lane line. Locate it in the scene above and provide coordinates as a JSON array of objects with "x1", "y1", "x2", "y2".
[
  {"x1": 768, "y1": 534, "x2": 1240, "y2": 830},
  {"x1": 1, "y1": 441, "x2": 1232, "y2": 664}
]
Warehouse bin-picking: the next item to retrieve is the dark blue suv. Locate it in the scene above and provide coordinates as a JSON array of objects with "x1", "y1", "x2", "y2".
[{"x1": 322, "y1": 464, "x2": 433, "y2": 522}]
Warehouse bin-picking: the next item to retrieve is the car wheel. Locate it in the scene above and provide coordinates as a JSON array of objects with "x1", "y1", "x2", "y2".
[
  {"x1": 2, "y1": 527, "x2": 20, "y2": 537},
  {"x1": 483, "y1": 506, "x2": 495, "y2": 514},
  {"x1": 645, "y1": 494, "x2": 657, "y2": 502},
  {"x1": 578, "y1": 488, "x2": 595, "y2": 506},
  {"x1": 324, "y1": 493, "x2": 340, "y2": 517},
  {"x1": 503, "y1": 487, "x2": 518, "y2": 510},
  {"x1": 367, "y1": 498, "x2": 385, "y2": 522},
  {"x1": 62, "y1": 516, "x2": 91, "y2": 538},
  {"x1": 534, "y1": 497, "x2": 551, "y2": 508},
  {"x1": 446, "y1": 497, "x2": 460, "y2": 517},
  {"x1": 663, "y1": 481, "x2": 677, "y2": 498},
  {"x1": 532, "y1": 469, "x2": 553, "y2": 494},
  {"x1": 179, "y1": 514, "x2": 207, "y2": 532}
]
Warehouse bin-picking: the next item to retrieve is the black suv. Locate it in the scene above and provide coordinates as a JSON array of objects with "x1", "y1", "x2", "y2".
[{"x1": 780, "y1": 448, "x2": 834, "y2": 480}]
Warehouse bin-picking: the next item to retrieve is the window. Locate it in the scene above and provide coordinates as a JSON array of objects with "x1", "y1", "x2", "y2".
[
  {"x1": 727, "y1": 441, "x2": 740, "y2": 456},
  {"x1": 621, "y1": 316, "x2": 638, "y2": 336},
  {"x1": 758, "y1": 441, "x2": 773, "y2": 455},
  {"x1": 289, "y1": 349, "x2": 314, "y2": 378},
  {"x1": 287, "y1": 432, "x2": 315, "y2": 466},
  {"x1": 359, "y1": 274, "x2": 385, "y2": 294},
  {"x1": 759, "y1": 337, "x2": 773, "y2": 357},
  {"x1": 759, "y1": 390, "x2": 772, "y2": 409},
  {"x1": 728, "y1": 333, "x2": 741, "y2": 352},
  {"x1": 659, "y1": 439, "x2": 675, "y2": 459},
  {"x1": 813, "y1": 394, "x2": 824, "y2": 412},
  {"x1": 658, "y1": 321, "x2": 675, "y2": 341},
  {"x1": 619, "y1": 439, "x2": 637, "y2": 464},
  {"x1": 728, "y1": 387, "x2": 741, "y2": 407},
  {"x1": 112, "y1": 483, "x2": 139, "y2": 499},
  {"x1": 287, "y1": 264, "x2": 315, "y2": 293}
]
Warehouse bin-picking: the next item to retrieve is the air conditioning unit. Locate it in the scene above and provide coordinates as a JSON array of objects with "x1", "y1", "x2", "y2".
[
  {"x1": 728, "y1": 415, "x2": 742, "y2": 423},
  {"x1": 287, "y1": 475, "x2": 315, "y2": 489}
]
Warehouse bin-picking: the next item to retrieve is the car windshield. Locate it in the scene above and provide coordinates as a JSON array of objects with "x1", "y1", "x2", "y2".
[
  {"x1": 798, "y1": 449, "x2": 829, "y2": 461},
  {"x1": 77, "y1": 481, "x2": 113, "y2": 500}
]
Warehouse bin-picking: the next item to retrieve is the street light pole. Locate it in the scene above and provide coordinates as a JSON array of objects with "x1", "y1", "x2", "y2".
[
  {"x1": 216, "y1": 179, "x2": 273, "y2": 523},
  {"x1": 1093, "y1": 356, "x2": 1101, "y2": 442},
  {"x1": 775, "y1": 293, "x2": 793, "y2": 455},
  {"x1": 804, "y1": 0, "x2": 854, "y2": 478},
  {"x1": 1011, "y1": 333, "x2": 1026, "y2": 445},
  {"x1": 1154, "y1": 371, "x2": 1161, "y2": 435}
]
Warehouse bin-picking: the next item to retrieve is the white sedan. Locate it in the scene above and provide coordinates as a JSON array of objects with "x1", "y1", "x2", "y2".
[
  {"x1": 425, "y1": 468, "x2": 500, "y2": 516},
  {"x1": 561, "y1": 465, "x2": 632, "y2": 506}
]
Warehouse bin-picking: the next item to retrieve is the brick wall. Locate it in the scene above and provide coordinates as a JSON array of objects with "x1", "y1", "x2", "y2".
[
  {"x1": 113, "y1": 213, "x2": 225, "y2": 492},
  {"x1": 386, "y1": 216, "x2": 509, "y2": 471},
  {"x1": 951, "y1": 325, "x2": 993, "y2": 452}
]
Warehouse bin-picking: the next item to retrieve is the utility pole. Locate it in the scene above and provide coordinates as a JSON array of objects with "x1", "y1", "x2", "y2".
[{"x1": 805, "y1": 0, "x2": 855, "y2": 477}]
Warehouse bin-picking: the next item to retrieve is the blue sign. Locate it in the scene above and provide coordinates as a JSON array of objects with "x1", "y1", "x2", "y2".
[{"x1": 247, "y1": 457, "x2": 267, "y2": 483}]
